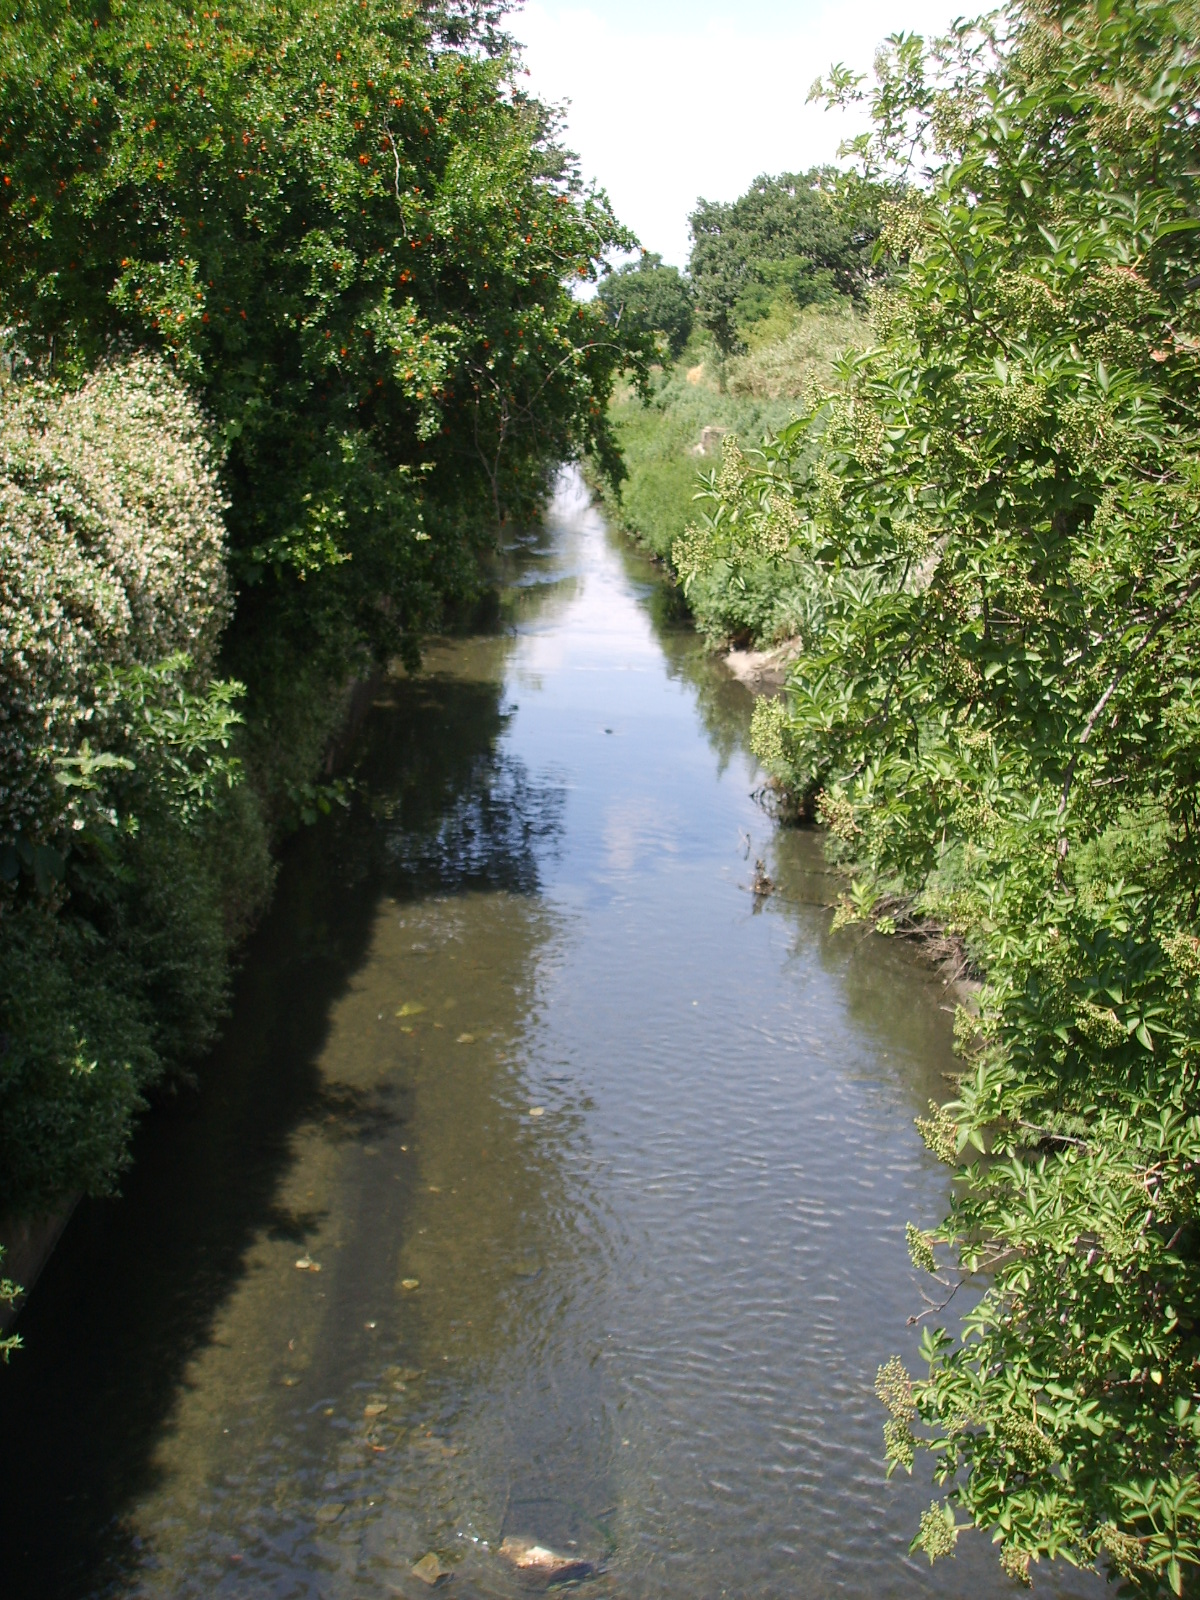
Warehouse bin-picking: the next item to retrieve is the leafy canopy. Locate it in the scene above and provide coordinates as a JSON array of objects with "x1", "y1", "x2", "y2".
[
  {"x1": 0, "y1": 0, "x2": 647, "y2": 666},
  {"x1": 597, "y1": 251, "x2": 694, "y2": 361},
  {"x1": 687, "y1": 168, "x2": 877, "y2": 356}
]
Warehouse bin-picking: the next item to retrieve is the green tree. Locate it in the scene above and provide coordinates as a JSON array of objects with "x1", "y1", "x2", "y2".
[
  {"x1": 681, "y1": 2, "x2": 1200, "y2": 1589},
  {"x1": 0, "y1": 0, "x2": 649, "y2": 1222},
  {"x1": 0, "y1": 0, "x2": 647, "y2": 678},
  {"x1": 597, "y1": 251, "x2": 693, "y2": 360},
  {"x1": 688, "y1": 169, "x2": 876, "y2": 355}
]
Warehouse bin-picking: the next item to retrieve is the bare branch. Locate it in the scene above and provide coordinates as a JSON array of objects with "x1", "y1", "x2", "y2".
[
  {"x1": 382, "y1": 125, "x2": 411, "y2": 239},
  {"x1": 908, "y1": 1276, "x2": 964, "y2": 1325},
  {"x1": 1017, "y1": 1120, "x2": 1089, "y2": 1150}
]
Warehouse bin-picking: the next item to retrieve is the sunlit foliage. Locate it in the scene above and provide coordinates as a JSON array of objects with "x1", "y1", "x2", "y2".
[
  {"x1": 688, "y1": 169, "x2": 877, "y2": 356},
  {"x1": 0, "y1": 0, "x2": 644, "y2": 660},
  {"x1": 683, "y1": 1, "x2": 1200, "y2": 1588},
  {"x1": 597, "y1": 252, "x2": 694, "y2": 360},
  {"x1": 0, "y1": 0, "x2": 646, "y2": 1217}
]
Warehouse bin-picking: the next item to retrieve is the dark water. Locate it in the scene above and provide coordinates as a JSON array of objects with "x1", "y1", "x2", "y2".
[{"x1": 0, "y1": 473, "x2": 1103, "y2": 1599}]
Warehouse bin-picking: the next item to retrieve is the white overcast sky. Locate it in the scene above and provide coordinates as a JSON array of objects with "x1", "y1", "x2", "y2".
[{"x1": 512, "y1": 0, "x2": 961, "y2": 268}]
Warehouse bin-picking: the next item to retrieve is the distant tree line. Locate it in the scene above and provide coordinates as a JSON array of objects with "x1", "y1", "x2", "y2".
[{"x1": 597, "y1": 169, "x2": 878, "y2": 362}]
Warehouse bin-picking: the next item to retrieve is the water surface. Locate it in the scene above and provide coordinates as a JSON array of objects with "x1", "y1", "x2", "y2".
[{"x1": 0, "y1": 472, "x2": 1103, "y2": 1599}]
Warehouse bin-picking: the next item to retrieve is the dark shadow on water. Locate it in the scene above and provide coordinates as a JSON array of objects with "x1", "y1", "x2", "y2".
[{"x1": 0, "y1": 665, "x2": 563, "y2": 1600}]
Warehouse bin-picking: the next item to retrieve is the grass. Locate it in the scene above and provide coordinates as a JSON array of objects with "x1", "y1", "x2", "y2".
[{"x1": 601, "y1": 301, "x2": 870, "y2": 564}]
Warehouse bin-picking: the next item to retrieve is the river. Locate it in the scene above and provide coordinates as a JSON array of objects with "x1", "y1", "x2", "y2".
[{"x1": 0, "y1": 471, "x2": 1103, "y2": 1598}]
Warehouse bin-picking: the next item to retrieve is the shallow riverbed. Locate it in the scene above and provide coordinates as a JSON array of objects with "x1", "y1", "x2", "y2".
[{"x1": 0, "y1": 472, "x2": 1104, "y2": 1599}]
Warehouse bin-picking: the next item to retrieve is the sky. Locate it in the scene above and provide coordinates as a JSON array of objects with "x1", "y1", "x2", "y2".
[{"x1": 513, "y1": 0, "x2": 961, "y2": 268}]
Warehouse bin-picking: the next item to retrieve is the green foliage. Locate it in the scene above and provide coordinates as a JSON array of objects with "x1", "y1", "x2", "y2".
[
  {"x1": 673, "y1": 432, "x2": 824, "y2": 647},
  {"x1": 0, "y1": 750, "x2": 265, "y2": 1215},
  {"x1": 597, "y1": 251, "x2": 694, "y2": 360},
  {"x1": 0, "y1": 897, "x2": 158, "y2": 1212},
  {"x1": 0, "y1": 822, "x2": 236, "y2": 1215},
  {"x1": 685, "y1": 1, "x2": 1200, "y2": 1588},
  {"x1": 0, "y1": 354, "x2": 260, "y2": 1211},
  {"x1": 663, "y1": 398, "x2": 841, "y2": 651},
  {"x1": 724, "y1": 300, "x2": 869, "y2": 401},
  {"x1": 601, "y1": 306, "x2": 865, "y2": 576},
  {"x1": 597, "y1": 168, "x2": 869, "y2": 595},
  {"x1": 0, "y1": 353, "x2": 232, "y2": 849},
  {"x1": 0, "y1": 0, "x2": 644, "y2": 1229},
  {"x1": 107, "y1": 659, "x2": 243, "y2": 818},
  {"x1": 0, "y1": 1247, "x2": 21, "y2": 1363},
  {"x1": 600, "y1": 353, "x2": 799, "y2": 565},
  {"x1": 688, "y1": 169, "x2": 877, "y2": 356},
  {"x1": 0, "y1": 0, "x2": 646, "y2": 663}
]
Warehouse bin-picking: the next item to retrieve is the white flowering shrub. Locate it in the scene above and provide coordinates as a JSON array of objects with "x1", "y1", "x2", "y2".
[
  {"x1": 0, "y1": 353, "x2": 231, "y2": 847},
  {"x1": 0, "y1": 355, "x2": 252, "y2": 1215}
]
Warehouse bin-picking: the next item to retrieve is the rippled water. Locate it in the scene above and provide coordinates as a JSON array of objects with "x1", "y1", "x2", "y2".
[{"x1": 0, "y1": 473, "x2": 1104, "y2": 1599}]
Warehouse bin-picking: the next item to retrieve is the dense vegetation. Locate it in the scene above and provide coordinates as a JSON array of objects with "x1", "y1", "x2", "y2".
[
  {"x1": 597, "y1": 309, "x2": 861, "y2": 624},
  {"x1": 10, "y1": 0, "x2": 1199, "y2": 1589},
  {"x1": 597, "y1": 251, "x2": 693, "y2": 360},
  {"x1": 1, "y1": 356, "x2": 251, "y2": 1217},
  {"x1": 689, "y1": 169, "x2": 877, "y2": 357},
  {"x1": 678, "y1": 0, "x2": 1200, "y2": 1589},
  {"x1": 597, "y1": 174, "x2": 870, "y2": 589},
  {"x1": 0, "y1": 0, "x2": 642, "y2": 1246}
]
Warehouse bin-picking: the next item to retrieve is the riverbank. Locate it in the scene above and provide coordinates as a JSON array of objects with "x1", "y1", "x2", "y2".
[
  {"x1": 0, "y1": 0, "x2": 646, "y2": 1262},
  {"x1": 594, "y1": 303, "x2": 867, "y2": 649},
  {"x1": 673, "y1": 9, "x2": 1200, "y2": 1584},
  {"x1": 0, "y1": 471, "x2": 1102, "y2": 1600}
]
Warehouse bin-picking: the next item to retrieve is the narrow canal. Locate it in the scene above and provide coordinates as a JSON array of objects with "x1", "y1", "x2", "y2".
[{"x1": 0, "y1": 473, "x2": 1102, "y2": 1599}]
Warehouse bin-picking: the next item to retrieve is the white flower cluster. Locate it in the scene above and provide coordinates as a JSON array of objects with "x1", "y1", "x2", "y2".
[{"x1": 0, "y1": 354, "x2": 231, "y2": 842}]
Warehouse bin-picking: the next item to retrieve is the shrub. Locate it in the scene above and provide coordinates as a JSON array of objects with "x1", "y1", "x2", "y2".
[
  {"x1": 687, "y1": 1, "x2": 1200, "y2": 1588},
  {"x1": 0, "y1": 355, "x2": 251, "y2": 1210},
  {"x1": 0, "y1": 354, "x2": 231, "y2": 851}
]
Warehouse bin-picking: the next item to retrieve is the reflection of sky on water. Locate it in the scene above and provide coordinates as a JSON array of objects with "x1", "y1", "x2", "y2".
[
  {"x1": 380, "y1": 751, "x2": 565, "y2": 897},
  {"x1": 0, "y1": 470, "x2": 1105, "y2": 1600}
]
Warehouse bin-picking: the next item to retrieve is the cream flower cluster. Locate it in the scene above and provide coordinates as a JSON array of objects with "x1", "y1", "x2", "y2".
[{"x1": 0, "y1": 354, "x2": 231, "y2": 843}]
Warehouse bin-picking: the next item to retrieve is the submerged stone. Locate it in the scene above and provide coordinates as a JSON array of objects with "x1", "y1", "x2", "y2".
[
  {"x1": 412, "y1": 1552, "x2": 451, "y2": 1585},
  {"x1": 498, "y1": 1537, "x2": 595, "y2": 1583}
]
